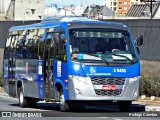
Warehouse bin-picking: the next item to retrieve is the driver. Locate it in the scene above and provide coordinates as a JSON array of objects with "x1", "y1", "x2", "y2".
[
  {"x1": 110, "y1": 39, "x2": 119, "y2": 52},
  {"x1": 105, "y1": 39, "x2": 119, "y2": 54}
]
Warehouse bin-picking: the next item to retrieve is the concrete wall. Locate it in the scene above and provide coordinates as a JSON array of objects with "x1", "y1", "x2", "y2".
[
  {"x1": 14, "y1": 0, "x2": 45, "y2": 21},
  {"x1": 141, "y1": 60, "x2": 160, "y2": 74},
  {"x1": 109, "y1": 19, "x2": 160, "y2": 61}
]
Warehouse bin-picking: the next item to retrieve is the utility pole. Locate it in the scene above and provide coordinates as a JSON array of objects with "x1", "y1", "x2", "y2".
[
  {"x1": 140, "y1": 0, "x2": 156, "y2": 19},
  {"x1": 150, "y1": 0, "x2": 153, "y2": 19}
]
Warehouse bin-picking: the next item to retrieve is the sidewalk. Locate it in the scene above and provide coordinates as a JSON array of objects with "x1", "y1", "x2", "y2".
[
  {"x1": 0, "y1": 86, "x2": 3, "y2": 92},
  {"x1": 133, "y1": 98, "x2": 160, "y2": 111}
]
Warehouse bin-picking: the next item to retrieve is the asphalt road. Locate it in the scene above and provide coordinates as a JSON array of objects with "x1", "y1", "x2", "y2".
[{"x1": 0, "y1": 92, "x2": 159, "y2": 120}]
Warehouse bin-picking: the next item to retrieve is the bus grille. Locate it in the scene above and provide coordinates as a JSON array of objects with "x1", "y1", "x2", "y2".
[
  {"x1": 91, "y1": 77, "x2": 125, "y2": 85},
  {"x1": 95, "y1": 89, "x2": 122, "y2": 96}
]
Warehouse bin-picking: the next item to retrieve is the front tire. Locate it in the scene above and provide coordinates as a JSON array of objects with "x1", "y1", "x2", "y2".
[
  {"x1": 119, "y1": 101, "x2": 131, "y2": 112},
  {"x1": 59, "y1": 90, "x2": 71, "y2": 112},
  {"x1": 28, "y1": 98, "x2": 37, "y2": 108},
  {"x1": 18, "y1": 87, "x2": 28, "y2": 107}
]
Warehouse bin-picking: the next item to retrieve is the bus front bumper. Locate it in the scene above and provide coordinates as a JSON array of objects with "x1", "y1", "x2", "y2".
[{"x1": 68, "y1": 75, "x2": 139, "y2": 101}]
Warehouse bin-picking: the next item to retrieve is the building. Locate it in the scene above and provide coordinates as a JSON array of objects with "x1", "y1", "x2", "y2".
[
  {"x1": 45, "y1": 5, "x2": 85, "y2": 17},
  {"x1": 6, "y1": 0, "x2": 45, "y2": 21},
  {"x1": 82, "y1": 5, "x2": 119, "y2": 19},
  {"x1": 74, "y1": 5, "x2": 85, "y2": 16},
  {"x1": 126, "y1": 3, "x2": 160, "y2": 18},
  {"x1": 45, "y1": 5, "x2": 58, "y2": 16},
  {"x1": 103, "y1": 0, "x2": 141, "y2": 16},
  {"x1": 117, "y1": 0, "x2": 130, "y2": 16},
  {"x1": 0, "y1": 0, "x2": 11, "y2": 20},
  {"x1": 0, "y1": 0, "x2": 11, "y2": 13}
]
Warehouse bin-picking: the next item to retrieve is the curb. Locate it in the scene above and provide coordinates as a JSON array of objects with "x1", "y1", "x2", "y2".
[
  {"x1": 145, "y1": 106, "x2": 160, "y2": 111},
  {"x1": 133, "y1": 101, "x2": 160, "y2": 111}
]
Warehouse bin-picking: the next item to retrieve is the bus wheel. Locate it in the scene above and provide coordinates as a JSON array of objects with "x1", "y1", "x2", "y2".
[
  {"x1": 18, "y1": 87, "x2": 28, "y2": 107},
  {"x1": 59, "y1": 90, "x2": 70, "y2": 112},
  {"x1": 119, "y1": 101, "x2": 131, "y2": 112}
]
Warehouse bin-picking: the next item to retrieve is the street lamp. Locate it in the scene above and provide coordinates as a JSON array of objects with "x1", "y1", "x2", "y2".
[{"x1": 23, "y1": 8, "x2": 36, "y2": 23}]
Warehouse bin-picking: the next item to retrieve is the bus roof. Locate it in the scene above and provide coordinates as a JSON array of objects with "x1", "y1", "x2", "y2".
[{"x1": 9, "y1": 16, "x2": 128, "y2": 31}]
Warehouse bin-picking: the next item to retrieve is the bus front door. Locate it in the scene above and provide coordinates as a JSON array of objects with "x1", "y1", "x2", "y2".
[{"x1": 43, "y1": 33, "x2": 55, "y2": 99}]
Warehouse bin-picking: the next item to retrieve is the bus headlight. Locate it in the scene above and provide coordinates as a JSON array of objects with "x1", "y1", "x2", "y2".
[
  {"x1": 69, "y1": 75, "x2": 90, "y2": 85},
  {"x1": 129, "y1": 76, "x2": 140, "y2": 84}
]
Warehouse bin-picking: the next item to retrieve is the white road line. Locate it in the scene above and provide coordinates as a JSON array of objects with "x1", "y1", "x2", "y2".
[
  {"x1": 97, "y1": 117, "x2": 109, "y2": 119},
  {"x1": 112, "y1": 118, "x2": 123, "y2": 120}
]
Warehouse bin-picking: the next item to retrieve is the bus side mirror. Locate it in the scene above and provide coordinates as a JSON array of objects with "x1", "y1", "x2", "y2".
[{"x1": 136, "y1": 35, "x2": 143, "y2": 46}]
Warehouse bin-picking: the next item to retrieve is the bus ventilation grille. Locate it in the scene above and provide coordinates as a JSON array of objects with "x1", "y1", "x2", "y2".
[
  {"x1": 95, "y1": 89, "x2": 122, "y2": 96},
  {"x1": 91, "y1": 77, "x2": 125, "y2": 85}
]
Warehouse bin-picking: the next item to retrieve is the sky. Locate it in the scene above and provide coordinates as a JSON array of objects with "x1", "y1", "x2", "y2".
[{"x1": 45, "y1": 0, "x2": 104, "y2": 7}]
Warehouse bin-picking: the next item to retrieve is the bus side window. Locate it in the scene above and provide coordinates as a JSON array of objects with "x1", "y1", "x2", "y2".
[
  {"x1": 25, "y1": 29, "x2": 36, "y2": 59},
  {"x1": 4, "y1": 31, "x2": 19, "y2": 59},
  {"x1": 16, "y1": 34, "x2": 26, "y2": 59},
  {"x1": 4, "y1": 33, "x2": 12, "y2": 59},
  {"x1": 50, "y1": 36, "x2": 54, "y2": 59},
  {"x1": 54, "y1": 33, "x2": 66, "y2": 62},
  {"x1": 36, "y1": 29, "x2": 45, "y2": 59}
]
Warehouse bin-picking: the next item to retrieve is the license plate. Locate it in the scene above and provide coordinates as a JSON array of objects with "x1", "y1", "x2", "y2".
[{"x1": 102, "y1": 85, "x2": 116, "y2": 91}]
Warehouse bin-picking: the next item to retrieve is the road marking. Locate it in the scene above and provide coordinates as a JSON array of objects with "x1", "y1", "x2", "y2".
[
  {"x1": 97, "y1": 117, "x2": 123, "y2": 120},
  {"x1": 97, "y1": 117, "x2": 108, "y2": 119},
  {"x1": 112, "y1": 118, "x2": 123, "y2": 120}
]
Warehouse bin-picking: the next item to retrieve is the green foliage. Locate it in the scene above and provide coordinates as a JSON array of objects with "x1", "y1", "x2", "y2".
[{"x1": 140, "y1": 72, "x2": 160, "y2": 97}]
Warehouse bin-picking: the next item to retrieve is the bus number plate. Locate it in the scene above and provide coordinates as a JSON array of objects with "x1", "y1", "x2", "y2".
[{"x1": 102, "y1": 85, "x2": 116, "y2": 91}]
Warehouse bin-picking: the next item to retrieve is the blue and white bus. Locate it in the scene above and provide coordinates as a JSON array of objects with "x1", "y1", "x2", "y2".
[{"x1": 3, "y1": 17, "x2": 143, "y2": 112}]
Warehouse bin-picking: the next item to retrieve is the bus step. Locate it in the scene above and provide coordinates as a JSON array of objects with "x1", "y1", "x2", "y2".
[{"x1": 45, "y1": 98, "x2": 55, "y2": 102}]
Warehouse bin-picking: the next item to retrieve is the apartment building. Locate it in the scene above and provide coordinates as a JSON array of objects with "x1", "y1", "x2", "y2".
[{"x1": 103, "y1": 0, "x2": 141, "y2": 16}]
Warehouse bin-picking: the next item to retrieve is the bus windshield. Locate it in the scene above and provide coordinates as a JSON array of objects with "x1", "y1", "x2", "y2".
[{"x1": 69, "y1": 28, "x2": 138, "y2": 64}]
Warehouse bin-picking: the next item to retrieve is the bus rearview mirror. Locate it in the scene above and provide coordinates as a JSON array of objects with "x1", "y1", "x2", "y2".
[{"x1": 136, "y1": 35, "x2": 143, "y2": 46}]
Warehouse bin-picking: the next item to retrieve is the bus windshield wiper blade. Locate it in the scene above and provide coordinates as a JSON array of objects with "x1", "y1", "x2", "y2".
[
  {"x1": 111, "y1": 53, "x2": 133, "y2": 63},
  {"x1": 86, "y1": 54, "x2": 110, "y2": 65}
]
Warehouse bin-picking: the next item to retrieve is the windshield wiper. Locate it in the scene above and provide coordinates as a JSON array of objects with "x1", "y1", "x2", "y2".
[
  {"x1": 111, "y1": 53, "x2": 133, "y2": 63},
  {"x1": 86, "y1": 54, "x2": 110, "y2": 65}
]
